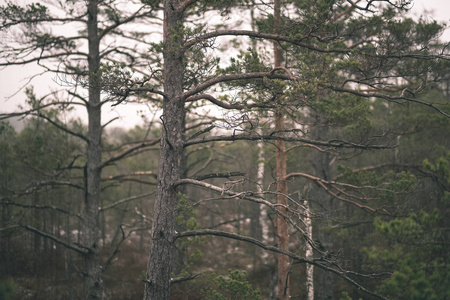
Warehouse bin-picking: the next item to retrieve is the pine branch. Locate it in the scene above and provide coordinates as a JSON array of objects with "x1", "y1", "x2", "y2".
[
  {"x1": 182, "y1": 70, "x2": 291, "y2": 100},
  {"x1": 184, "y1": 133, "x2": 396, "y2": 150},
  {"x1": 185, "y1": 93, "x2": 276, "y2": 110}
]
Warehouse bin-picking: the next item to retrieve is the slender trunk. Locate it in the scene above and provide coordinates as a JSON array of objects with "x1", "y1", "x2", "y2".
[
  {"x1": 144, "y1": 1, "x2": 184, "y2": 299},
  {"x1": 249, "y1": 1, "x2": 265, "y2": 269},
  {"x1": 66, "y1": 193, "x2": 75, "y2": 300},
  {"x1": 83, "y1": 0, "x2": 103, "y2": 298},
  {"x1": 273, "y1": 1, "x2": 290, "y2": 299},
  {"x1": 304, "y1": 198, "x2": 314, "y2": 300},
  {"x1": 310, "y1": 115, "x2": 334, "y2": 300},
  {"x1": 33, "y1": 191, "x2": 41, "y2": 274},
  {"x1": 275, "y1": 108, "x2": 289, "y2": 300},
  {"x1": 256, "y1": 135, "x2": 267, "y2": 243}
]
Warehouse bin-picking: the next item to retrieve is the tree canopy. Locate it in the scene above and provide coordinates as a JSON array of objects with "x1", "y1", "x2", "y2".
[{"x1": 0, "y1": 0, "x2": 449, "y2": 300}]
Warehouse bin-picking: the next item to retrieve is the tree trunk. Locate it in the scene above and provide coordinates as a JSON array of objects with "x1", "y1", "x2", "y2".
[
  {"x1": 304, "y1": 198, "x2": 314, "y2": 300},
  {"x1": 310, "y1": 116, "x2": 334, "y2": 300},
  {"x1": 172, "y1": 114, "x2": 187, "y2": 276},
  {"x1": 274, "y1": 1, "x2": 290, "y2": 299},
  {"x1": 33, "y1": 191, "x2": 41, "y2": 275},
  {"x1": 83, "y1": 0, "x2": 103, "y2": 298},
  {"x1": 144, "y1": 1, "x2": 184, "y2": 299},
  {"x1": 275, "y1": 108, "x2": 289, "y2": 300}
]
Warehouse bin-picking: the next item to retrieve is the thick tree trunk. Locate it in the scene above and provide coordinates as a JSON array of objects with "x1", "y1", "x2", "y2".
[
  {"x1": 83, "y1": 0, "x2": 103, "y2": 299},
  {"x1": 144, "y1": 1, "x2": 184, "y2": 299}
]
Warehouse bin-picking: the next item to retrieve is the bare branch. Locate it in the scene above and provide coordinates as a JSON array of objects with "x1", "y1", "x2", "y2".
[
  {"x1": 0, "y1": 52, "x2": 89, "y2": 67},
  {"x1": 284, "y1": 172, "x2": 377, "y2": 212},
  {"x1": 0, "y1": 180, "x2": 84, "y2": 201},
  {"x1": 21, "y1": 225, "x2": 88, "y2": 255},
  {"x1": 0, "y1": 100, "x2": 86, "y2": 121},
  {"x1": 0, "y1": 201, "x2": 81, "y2": 218},
  {"x1": 100, "y1": 192, "x2": 155, "y2": 212},
  {"x1": 100, "y1": 139, "x2": 160, "y2": 169},
  {"x1": 185, "y1": 132, "x2": 396, "y2": 150},
  {"x1": 36, "y1": 113, "x2": 88, "y2": 142},
  {"x1": 183, "y1": 30, "x2": 350, "y2": 54},
  {"x1": 330, "y1": 85, "x2": 450, "y2": 118},
  {"x1": 99, "y1": 6, "x2": 154, "y2": 40},
  {"x1": 177, "y1": 229, "x2": 389, "y2": 300}
]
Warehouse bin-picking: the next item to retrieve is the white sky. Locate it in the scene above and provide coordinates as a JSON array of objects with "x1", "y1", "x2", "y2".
[{"x1": 1, "y1": 0, "x2": 449, "y2": 129}]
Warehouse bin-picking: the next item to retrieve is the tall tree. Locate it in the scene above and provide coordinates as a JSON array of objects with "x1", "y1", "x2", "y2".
[
  {"x1": 0, "y1": 1, "x2": 159, "y2": 299},
  {"x1": 273, "y1": 0, "x2": 290, "y2": 298},
  {"x1": 142, "y1": 0, "x2": 449, "y2": 299}
]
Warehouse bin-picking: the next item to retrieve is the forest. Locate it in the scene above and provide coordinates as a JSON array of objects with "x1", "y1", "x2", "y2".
[{"x1": 0, "y1": 0, "x2": 449, "y2": 299}]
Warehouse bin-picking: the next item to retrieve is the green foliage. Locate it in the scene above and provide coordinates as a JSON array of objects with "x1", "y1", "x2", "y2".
[
  {"x1": 376, "y1": 256, "x2": 449, "y2": 300},
  {"x1": 309, "y1": 93, "x2": 370, "y2": 126},
  {"x1": 175, "y1": 193, "x2": 206, "y2": 274},
  {"x1": 339, "y1": 291, "x2": 362, "y2": 300},
  {"x1": 365, "y1": 208, "x2": 449, "y2": 300},
  {"x1": 339, "y1": 291, "x2": 352, "y2": 300},
  {"x1": 374, "y1": 210, "x2": 441, "y2": 244},
  {"x1": 97, "y1": 62, "x2": 136, "y2": 98},
  {"x1": 176, "y1": 193, "x2": 199, "y2": 231},
  {"x1": 0, "y1": 121, "x2": 17, "y2": 186},
  {"x1": 338, "y1": 167, "x2": 416, "y2": 202},
  {"x1": 0, "y1": 277, "x2": 16, "y2": 300},
  {"x1": 204, "y1": 269, "x2": 261, "y2": 300},
  {"x1": 0, "y1": 2, "x2": 48, "y2": 29},
  {"x1": 221, "y1": 48, "x2": 270, "y2": 75},
  {"x1": 423, "y1": 151, "x2": 450, "y2": 184}
]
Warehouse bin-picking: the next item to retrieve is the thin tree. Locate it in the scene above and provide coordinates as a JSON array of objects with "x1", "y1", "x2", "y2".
[
  {"x1": 0, "y1": 1, "x2": 159, "y2": 299},
  {"x1": 273, "y1": 0, "x2": 290, "y2": 298}
]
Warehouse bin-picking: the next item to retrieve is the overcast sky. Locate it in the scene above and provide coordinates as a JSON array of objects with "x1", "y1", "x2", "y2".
[{"x1": 1, "y1": 0, "x2": 449, "y2": 129}]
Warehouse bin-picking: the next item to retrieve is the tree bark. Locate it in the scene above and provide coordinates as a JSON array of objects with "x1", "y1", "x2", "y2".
[
  {"x1": 144, "y1": 1, "x2": 185, "y2": 299},
  {"x1": 304, "y1": 198, "x2": 314, "y2": 300},
  {"x1": 83, "y1": 0, "x2": 103, "y2": 299},
  {"x1": 274, "y1": 1, "x2": 290, "y2": 299},
  {"x1": 275, "y1": 108, "x2": 289, "y2": 300}
]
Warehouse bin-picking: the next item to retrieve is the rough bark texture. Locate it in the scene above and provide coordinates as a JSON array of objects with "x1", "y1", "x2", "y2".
[
  {"x1": 83, "y1": 0, "x2": 103, "y2": 298},
  {"x1": 143, "y1": 1, "x2": 184, "y2": 299}
]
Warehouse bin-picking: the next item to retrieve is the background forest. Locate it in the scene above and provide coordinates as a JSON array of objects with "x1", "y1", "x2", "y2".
[{"x1": 0, "y1": 0, "x2": 449, "y2": 300}]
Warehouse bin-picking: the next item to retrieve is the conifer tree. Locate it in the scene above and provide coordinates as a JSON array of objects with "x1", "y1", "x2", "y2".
[{"x1": 0, "y1": 1, "x2": 159, "y2": 299}]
